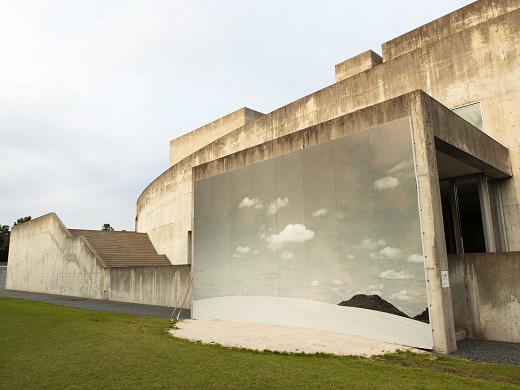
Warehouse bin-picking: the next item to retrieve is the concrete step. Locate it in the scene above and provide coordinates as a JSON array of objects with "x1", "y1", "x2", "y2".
[
  {"x1": 455, "y1": 330, "x2": 467, "y2": 341},
  {"x1": 68, "y1": 229, "x2": 171, "y2": 268}
]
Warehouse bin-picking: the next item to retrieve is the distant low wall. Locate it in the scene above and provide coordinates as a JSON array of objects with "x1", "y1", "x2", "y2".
[
  {"x1": 448, "y1": 252, "x2": 520, "y2": 342},
  {"x1": 109, "y1": 265, "x2": 191, "y2": 307}
]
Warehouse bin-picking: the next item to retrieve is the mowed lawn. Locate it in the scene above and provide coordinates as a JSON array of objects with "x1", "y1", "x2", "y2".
[{"x1": 1, "y1": 297, "x2": 519, "y2": 389}]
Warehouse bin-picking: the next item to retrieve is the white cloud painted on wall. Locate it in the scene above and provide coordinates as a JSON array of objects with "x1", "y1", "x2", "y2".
[
  {"x1": 233, "y1": 245, "x2": 259, "y2": 258},
  {"x1": 266, "y1": 223, "x2": 315, "y2": 250},
  {"x1": 332, "y1": 279, "x2": 343, "y2": 285},
  {"x1": 280, "y1": 250, "x2": 294, "y2": 260},
  {"x1": 239, "y1": 196, "x2": 262, "y2": 208},
  {"x1": 388, "y1": 160, "x2": 412, "y2": 174},
  {"x1": 388, "y1": 290, "x2": 414, "y2": 301},
  {"x1": 407, "y1": 253, "x2": 425, "y2": 263},
  {"x1": 310, "y1": 281, "x2": 320, "y2": 287},
  {"x1": 379, "y1": 270, "x2": 413, "y2": 280},
  {"x1": 353, "y1": 237, "x2": 386, "y2": 250},
  {"x1": 370, "y1": 246, "x2": 403, "y2": 259},
  {"x1": 267, "y1": 197, "x2": 289, "y2": 215},
  {"x1": 374, "y1": 176, "x2": 399, "y2": 190},
  {"x1": 356, "y1": 284, "x2": 385, "y2": 296},
  {"x1": 312, "y1": 208, "x2": 328, "y2": 217}
]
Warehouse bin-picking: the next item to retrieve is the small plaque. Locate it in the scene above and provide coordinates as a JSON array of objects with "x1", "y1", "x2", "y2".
[{"x1": 441, "y1": 271, "x2": 450, "y2": 288}]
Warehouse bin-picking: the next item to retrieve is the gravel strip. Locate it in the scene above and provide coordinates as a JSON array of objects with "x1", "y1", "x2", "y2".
[{"x1": 448, "y1": 338, "x2": 520, "y2": 367}]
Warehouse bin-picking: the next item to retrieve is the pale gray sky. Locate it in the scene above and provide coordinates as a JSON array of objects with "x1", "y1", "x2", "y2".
[{"x1": 0, "y1": 0, "x2": 474, "y2": 231}]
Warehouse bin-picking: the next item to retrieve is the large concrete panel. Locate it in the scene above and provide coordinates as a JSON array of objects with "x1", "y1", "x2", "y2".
[{"x1": 449, "y1": 252, "x2": 520, "y2": 342}]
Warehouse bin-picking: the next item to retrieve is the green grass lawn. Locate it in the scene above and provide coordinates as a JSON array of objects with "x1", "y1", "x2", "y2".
[{"x1": 1, "y1": 297, "x2": 518, "y2": 389}]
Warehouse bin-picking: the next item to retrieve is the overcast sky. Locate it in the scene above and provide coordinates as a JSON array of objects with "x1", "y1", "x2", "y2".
[{"x1": 0, "y1": 0, "x2": 473, "y2": 231}]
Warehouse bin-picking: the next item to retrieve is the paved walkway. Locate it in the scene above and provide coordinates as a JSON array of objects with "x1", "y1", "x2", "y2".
[
  {"x1": 0, "y1": 266, "x2": 189, "y2": 320},
  {"x1": 1, "y1": 265, "x2": 518, "y2": 366}
]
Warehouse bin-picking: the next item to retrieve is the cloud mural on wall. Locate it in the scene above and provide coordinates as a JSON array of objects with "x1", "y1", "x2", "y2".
[
  {"x1": 374, "y1": 176, "x2": 399, "y2": 190},
  {"x1": 267, "y1": 197, "x2": 289, "y2": 215},
  {"x1": 239, "y1": 196, "x2": 262, "y2": 208},
  {"x1": 407, "y1": 253, "x2": 425, "y2": 263},
  {"x1": 266, "y1": 223, "x2": 315, "y2": 250},
  {"x1": 353, "y1": 237, "x2": 386, "y2": 250},
  {"x1": 389, "y1": 290, "x2": 414, "y2": 301},
  {"x1": 380, "y1": 270, "x2": 413, "y2": 280},
  {"x1": 193, "y1": 120, "x2": 432, "y2": 348},
  {"x1": 370, "y1": 246, "x2": 403, "y2": 259},
  {"x1": 233, "y1": 245, "x2": 260, "y2": 258},
  {"x1": 312, "y1": 208, "x2": 328, "y2": 217}
]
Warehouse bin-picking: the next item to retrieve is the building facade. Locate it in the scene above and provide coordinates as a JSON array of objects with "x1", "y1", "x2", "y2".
[{"x1": 7, "y1": 0, "x2": 520, "y2": 353}]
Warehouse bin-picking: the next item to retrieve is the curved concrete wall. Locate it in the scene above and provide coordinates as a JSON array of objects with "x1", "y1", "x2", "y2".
[{"x1": 136, "y1": 2, "x2": 520, "y2": 264}]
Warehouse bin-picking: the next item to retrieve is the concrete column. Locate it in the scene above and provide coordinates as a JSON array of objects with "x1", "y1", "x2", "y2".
[{"x1": 411, "y1": 98, "x2": 457, "y2": 353}]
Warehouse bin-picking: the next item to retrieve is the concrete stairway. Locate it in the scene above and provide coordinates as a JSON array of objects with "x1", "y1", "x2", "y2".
[{"x1": 69, "y1": 230, "x2": 171, "y2": 268}]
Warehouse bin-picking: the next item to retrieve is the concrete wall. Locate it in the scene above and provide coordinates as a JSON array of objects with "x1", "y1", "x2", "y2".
[
  {"x1": 136, "y1": 2, "x2": 520, "y2": 266},
  {"x1": 449, "y1": 252, "x2": 520, "y2": 343},
  {"x1": 192, "y1": 91, "x2": 510, "y2": 353},
  {"x1": 7, "y1": 213, "x2": 191, "y2": 307},
  {"x1": 109, "y1": 265, "x2": 191, "y2": 307},
  {"x1": 6, "y1": 213, "x2": 109, "y2": 299},
  {"x1": 169, "y1": 107, "x2": 264, "y2": 167}
]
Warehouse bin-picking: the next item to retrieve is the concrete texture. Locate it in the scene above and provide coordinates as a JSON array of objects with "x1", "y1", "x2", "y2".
[
  {"x1": 169, "y1": 107, "x2": 264, "y2": 167},
  {"x1": 6, "y1": 213, "x2": 192, "y2": 306},
  {"x1": 137, "y1": 0, "x2": 520, "y2": 268},
  {"x1": 449, "y1": 252, "x2": 520, "y2": 343},
  {"x1": 335, "y1": 50, "x2": 383, "y2": 83}
]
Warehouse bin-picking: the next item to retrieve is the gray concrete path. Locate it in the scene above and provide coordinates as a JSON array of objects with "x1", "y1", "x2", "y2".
[{"x1": 1, "y1": 265, "x2": 518, "y2": 366}]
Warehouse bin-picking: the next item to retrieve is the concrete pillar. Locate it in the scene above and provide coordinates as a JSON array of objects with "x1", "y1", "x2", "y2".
[{"x1": 411, "y1": 98, "x2": 457, "y2": 354}]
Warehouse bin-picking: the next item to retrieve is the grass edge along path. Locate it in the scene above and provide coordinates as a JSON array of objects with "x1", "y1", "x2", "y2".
[{"x1": 1, "y1": 297, "x2": 519, "y2": 389}]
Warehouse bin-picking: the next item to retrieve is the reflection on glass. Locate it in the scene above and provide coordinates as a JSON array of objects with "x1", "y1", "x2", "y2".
[
  {"x1": 452, "y1": 102, "x2": 484, "y2": 131},
  {"x1": 193, "y1": 118, "x2": 432, "y2": 348}
]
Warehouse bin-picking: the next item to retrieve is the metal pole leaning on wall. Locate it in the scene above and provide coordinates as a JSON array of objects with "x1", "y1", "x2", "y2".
[
  {"x1": 176, "y1": 272, "x2": 194, "y2": 321},
  {"x1": 170, "y1": 270, "x2": 193, "y2": 321}
]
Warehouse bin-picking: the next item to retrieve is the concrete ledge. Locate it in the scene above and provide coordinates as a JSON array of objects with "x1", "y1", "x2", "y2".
[{"x1": 335, "y1": 50, "x2": 383, "y2": 82}]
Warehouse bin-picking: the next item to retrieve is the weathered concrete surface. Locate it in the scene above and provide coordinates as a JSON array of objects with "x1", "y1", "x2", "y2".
[
  {"x1": 192, "y1": 91, "x2": 476, "y2": 353},
  {"x1": 6, "y1": 213, "x2": 108, "y2": 299},
  {"x1": 382, "y1": 0, "x2": 520, "y2": 61},
  {"x1": 137, "y1": 2, "x2": 520, "y2": 265},
  {"x1": 169, "y1": 107, "x2": 264, "y2": 167},
  {"x1": 109, "y1": 265, "x2": 190, "y2": 307},
  {"x1": 449, "y1": 252, "x2": 520, "y2": 343},
  {"x1": 6, "y1": 213, "x2": 191, "y2": 306},
  {"x1": 335, "y1": 50, "x2": 383, "y2": 82}
]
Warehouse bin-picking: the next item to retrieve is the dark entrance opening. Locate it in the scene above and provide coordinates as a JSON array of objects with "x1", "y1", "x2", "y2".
[{"x1": 440, "y1": 177, "x2": 486, "y2": 254}]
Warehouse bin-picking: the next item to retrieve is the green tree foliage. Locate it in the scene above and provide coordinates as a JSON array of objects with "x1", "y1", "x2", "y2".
[
  {"x1": 0, "y1": 225, "x2": 10, "y2": 262},
  {"x1": 101, "y1": 223, "x2": 114, "y2": 231},
  {"x1": 0, "y1": 217, "x2": 32, "y2": 262},
  {"x1": 13, "y1": 216, "x2": 31, "y2": 226}
]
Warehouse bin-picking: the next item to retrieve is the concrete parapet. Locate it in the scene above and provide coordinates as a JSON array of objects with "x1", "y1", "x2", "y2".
[
  {"x1": 169, "y1": 107, "x2": 264, "y2": 167},
  {"x1": 335, "y1": 50, "x2": 382, "y2": 83},
  {"x1": 382, "y1": 0, "x2": 520, "y2": 61}
]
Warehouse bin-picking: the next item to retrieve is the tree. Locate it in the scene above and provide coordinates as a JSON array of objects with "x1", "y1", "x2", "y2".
[
  {"x1": 0, "y1": 216, "x2": 31, "y2": 262},
  {"x1": 102, "y1": 223, "x2": 114, "y2": 231},
  {"x1": 0, "y1": 225, "x2": 10, "y2": 262},
  {"x1": 13, "y1": 216, "x2": 31, "y2": 226}
]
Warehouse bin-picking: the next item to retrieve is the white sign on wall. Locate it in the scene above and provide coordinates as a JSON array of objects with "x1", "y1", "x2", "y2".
[{"x1": 441, "y1": 271, "x2": 450, "y2": 288}]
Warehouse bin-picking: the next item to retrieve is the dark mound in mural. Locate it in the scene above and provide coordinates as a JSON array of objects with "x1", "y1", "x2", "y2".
[
  {"x1": 338, "y1": 294, "x2": 410, "y2": 319},
  {"x1": 413, "y1": 307, "x2": 430, "y2": 323}
]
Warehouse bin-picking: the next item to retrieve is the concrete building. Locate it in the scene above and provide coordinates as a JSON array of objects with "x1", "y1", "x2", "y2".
[{"x1": 7, "y1": 0, "x2": 520, "y2": 353}]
